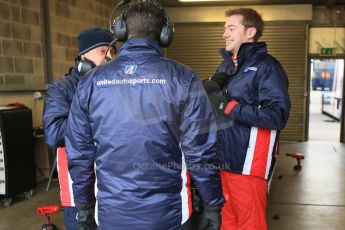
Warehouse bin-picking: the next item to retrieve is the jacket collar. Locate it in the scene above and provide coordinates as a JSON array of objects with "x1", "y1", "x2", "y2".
[
  {"x1": 118, "y1": 37, "x2": 163, "y2": 57},
  {"x1": 70, "y1": 65, "x2": 82, "y2": 81},
  {"x1": 220, "y1": 42, "x2": 267, "y2": 71}
]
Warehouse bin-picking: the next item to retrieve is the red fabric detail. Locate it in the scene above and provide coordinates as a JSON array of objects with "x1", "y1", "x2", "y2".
[
  {"x1": 220, "y1": 171, "x2": 236, "y2": 230},
  {"x1": 220, "y1": 171, "x2": 267, "y2": 230},
  {"x1": 250, "y1": 128, "x2": 271, "y2": 178},
  {"x1": 186, "y1": 171, "x2": 193, "y2": 217},
  {"x1": 224, "y1": 101, "x2": 239, "y2": 115},
  {"x1": 57, "y1": 147, "x2": 73, "y2": 206}
]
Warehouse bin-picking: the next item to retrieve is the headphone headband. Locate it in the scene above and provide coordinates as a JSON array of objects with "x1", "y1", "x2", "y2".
[{"x1": 111, "y1": 0, "x2": 174, "y2": 47}]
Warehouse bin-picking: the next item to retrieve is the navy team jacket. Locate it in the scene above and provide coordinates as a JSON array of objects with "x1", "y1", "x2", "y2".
[
  {"x1": 43, "y1": 66, "x2": 80, "y2": 148},
  {"x1": 65, "y1": 38, "x2": 224, "y2": 229},
  {"x1": 217, "y1": 42, "x2": 291, "y2": 179}
]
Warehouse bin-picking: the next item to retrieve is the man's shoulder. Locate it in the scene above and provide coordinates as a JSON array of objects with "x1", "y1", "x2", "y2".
[
  {"x1": 252, "y1": 53, "x2": 287, "y2": 83},
  {"x1": 51, "y1": 71, "x2": 78, "y2": 86},
  {"x1": 160, "y1": 57, "x2": 198, "y2": 81},
  {"x1": 47, "y1": 72, "x2": 78, "y2": 95},
  {"x1": 162, "y1": 57, "x2": 195, "y2": 72},
  {"x1": 262, "y1": 52, "x2": 280, "y2": 63},
  {"x1": 254, "y1": 52, "x2": 284, "y2": 71}
]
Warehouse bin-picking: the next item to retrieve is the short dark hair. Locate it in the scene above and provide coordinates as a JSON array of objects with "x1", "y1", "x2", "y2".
[
  {"x1": 124, "y1": 0, "x2": 167, "y2": 41},
  {"x1": 225, "y1": 8, "x2": 264, "y2": 41}
]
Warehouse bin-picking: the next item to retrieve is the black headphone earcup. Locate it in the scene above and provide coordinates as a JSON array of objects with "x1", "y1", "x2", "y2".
[
  {"x1": 114, "y1": 15, "x2": 128, "y2": 42},
  {"x1": 77, "y1": 59, "x2": 96, "y2": 75},
  {"x1": 160, "y1": 23, "x2": 174, "y2": 48}
]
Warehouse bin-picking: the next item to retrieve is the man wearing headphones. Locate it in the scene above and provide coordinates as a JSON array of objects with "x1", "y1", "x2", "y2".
[
  {"x1": 43, "y1": 27, "x2": 115, "y2": 230},
  {"x1": 65, "y1": 1, "x2": 224, "y2": 230}
]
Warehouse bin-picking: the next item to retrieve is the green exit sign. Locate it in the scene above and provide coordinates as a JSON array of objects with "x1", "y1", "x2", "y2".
[{"x1": 320, "y1": 48, "x2": 335, "y2": 56}]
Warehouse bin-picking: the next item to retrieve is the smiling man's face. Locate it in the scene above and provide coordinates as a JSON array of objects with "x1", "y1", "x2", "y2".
[{"x1": 223, "y1": 14, "x2": 255, "y2": 56}]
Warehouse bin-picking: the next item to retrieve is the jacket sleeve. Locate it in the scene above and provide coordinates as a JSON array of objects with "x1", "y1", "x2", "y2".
[
  {"x1": 229, "y1": 62, "x2": 291, "y2": 130},
  {"x1": 43, "y1": 83, "x2": 70, "y2": 148},
  {"x1": 65, "y1": 82, "x2": 96, "y2": 206},
  {"x1": 179, "y1": 73, "x2": 224, "y2": 207}
]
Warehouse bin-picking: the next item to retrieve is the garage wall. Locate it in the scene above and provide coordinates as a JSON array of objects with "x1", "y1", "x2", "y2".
[
  {"x1": 263, "y1": 22, "x2": 307, "y2": 141},
  {"x1": 166, "y1": 23, "x2": 224, "y2": 79},
  {"x1": 0, "y1": 0, "x2": 114, "y2": 127},
  {"x1": 0, "y1": 0, "x2": 44, "y2": 91}
]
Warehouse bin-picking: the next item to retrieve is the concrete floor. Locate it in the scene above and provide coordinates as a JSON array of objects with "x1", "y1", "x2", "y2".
[
  {"x1": 1, "y1": 141, "x2": 345, "y2": 230},
  {"x1": 0, "y1": 179, "x2": 64, "y2": 229},
  {"x1": 267, "y1": 141, "x2": 345, "y2": 230},
  {"x1": 309, "y1": 91, "x2": 341, "y2": 142}
]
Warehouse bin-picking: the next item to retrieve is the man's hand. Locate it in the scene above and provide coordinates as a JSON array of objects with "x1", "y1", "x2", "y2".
[
  {"x1": 198, "y1": 203, "x2": 222, "y2": 230},
  {"x1": 209, "y1": 72, "x2": 229, "y2": 89},
  {"x1": 76, "y1": 202, "x2": 97, "y2": 230},
  {"x1": 203, "y1": 80, "x2": 229, "y2": 116}
]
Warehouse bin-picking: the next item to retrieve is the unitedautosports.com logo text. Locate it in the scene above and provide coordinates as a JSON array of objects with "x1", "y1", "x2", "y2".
[{"x1": 96, "y1": 78, "x2": 166, "y2": 86}]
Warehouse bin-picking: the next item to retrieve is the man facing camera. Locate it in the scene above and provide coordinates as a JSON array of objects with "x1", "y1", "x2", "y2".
[{"x1": 204, "y1": 8, "x2": 291, "y2": 230}]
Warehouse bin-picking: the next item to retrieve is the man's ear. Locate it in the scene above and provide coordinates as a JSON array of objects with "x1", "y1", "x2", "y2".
[{"x1": 247, "y1": 27, "x2": 257, "y2": 41}]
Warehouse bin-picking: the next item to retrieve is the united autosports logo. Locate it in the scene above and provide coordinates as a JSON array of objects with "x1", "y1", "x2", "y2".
[
  {"x1": 125, "y1": 65, "x2": 137, "y2": 74},
  {"x1": 243, "y1": 66, "x2": 257, "y2": 72}
]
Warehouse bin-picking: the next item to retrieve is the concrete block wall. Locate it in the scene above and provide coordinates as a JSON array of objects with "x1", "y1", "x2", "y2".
[
  {"x1": 0, "y1": 0, "x2": 114, "y2": 127},
  {"x1": 0, "y1": 0, "x2": 44, "y2": 91}
]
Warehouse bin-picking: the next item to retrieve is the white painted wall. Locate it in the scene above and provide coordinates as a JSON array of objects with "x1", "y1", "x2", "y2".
[{"x1": 309, "y1": 27, "x2": 345, "y2": 54}]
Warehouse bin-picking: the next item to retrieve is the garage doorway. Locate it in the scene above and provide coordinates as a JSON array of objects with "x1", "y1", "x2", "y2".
[{"x1": 308, "y1": 58, "x2": 344, "y2": 141}]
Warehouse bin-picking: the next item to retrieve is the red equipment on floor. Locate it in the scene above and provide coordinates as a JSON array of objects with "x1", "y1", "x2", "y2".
[
  {"x1": 286, "y1": 153, "x2": 305, "y2": 171},
  {"x1": 37, "y1": 205, "x2": 60, "y2": 230}
]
